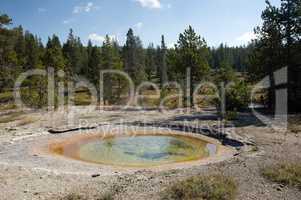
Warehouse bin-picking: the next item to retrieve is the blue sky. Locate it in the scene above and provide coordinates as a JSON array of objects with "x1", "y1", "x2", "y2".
[{"x1": 1, "y1": 0, "x2": 281, "y2": 47}]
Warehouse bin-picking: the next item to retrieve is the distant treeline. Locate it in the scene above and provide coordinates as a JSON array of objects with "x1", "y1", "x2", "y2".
[
  {"x1": 210, "y1": 44, "x2": 253, "y2": 72},
  {"x1": 0, "y1": 0, "x2": 300, "y2": 111},
  {"x1": 0, "y1": 14, "x2": 251, "y2": 91}
]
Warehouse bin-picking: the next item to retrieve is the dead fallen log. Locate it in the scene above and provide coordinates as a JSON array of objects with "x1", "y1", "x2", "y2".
[{"x1": 48, "y1": 126, "x2": 97, "y2": 134}]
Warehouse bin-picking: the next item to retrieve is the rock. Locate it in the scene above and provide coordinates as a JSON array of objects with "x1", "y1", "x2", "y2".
[
  {"x1": 278, "y1": 184, "x2": 285, "y2": 188},
  {"x1": 91, "y1": 174, "x2": 100, "y2": 178},
  {"x1": 233, "y1": 153, "x2": 240, "y2": 157}
]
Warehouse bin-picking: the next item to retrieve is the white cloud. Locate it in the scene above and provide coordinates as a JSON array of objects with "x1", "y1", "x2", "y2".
[
  {"x1": 134, "y1": 0, "x2": 161, "y2": 9},
  {"x1": 62, "y1": 19, "x2": 75, "y2": 24},
  {"x1": 236, "y1": 32, "x2": 256, "y2": 43},
  {"x1": 38, "y1": 8, "x2": 47, "y2": 13},
  {"x1": 73, "y1": 2, "x2": 99, "y2": 14},
  {"x1": 107, "y1": 35, "x2": 117, "y2": 41},
  {"x1": 88, "y1": 33, "x2": 105, "y2": 44},
  {"x1": 88, "y1": 33, "x2": 117, "y2": 45},
  {"x1": 134, "y1": 22, "x2": 143, "y2": 30}
]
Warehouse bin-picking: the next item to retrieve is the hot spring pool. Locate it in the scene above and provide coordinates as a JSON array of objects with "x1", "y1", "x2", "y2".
[{"x1": 49, "y1": 133, "x2": 218, "y2": 167}]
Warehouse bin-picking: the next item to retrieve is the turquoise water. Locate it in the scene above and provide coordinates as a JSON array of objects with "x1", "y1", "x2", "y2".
[{"x1": 52, "y1": 135, "x2": 216, "y2": 167}]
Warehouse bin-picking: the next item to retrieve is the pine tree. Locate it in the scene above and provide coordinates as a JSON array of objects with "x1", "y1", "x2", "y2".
[
  {"x1": 280, "y1": 0, "x2": 301, "y2": 111},
  {"x1": 0, "y1": 14, "x2": 11, "y2": 28},
  {"x1": 101, "y1": 35, "x2": 123, "y2": 104},
  {"x1": 63, "y1": 29, "x2": 82, "y2": 77},
  {"x1": 173, "y1": 26, "x2": 210, "y2": 107},
  {"x1": 209, "y1": 44, "x2": 251, "y2": 72},
  {"x1": 145, "y1": 43, "x2": 158, "y2": 81},
  {"x1": 123, "y1": 28, "x2": 146, "y2": 85},
  {"x1": 44, "y1": 35, "x2": 65, "y2": 72},
  {"x1": 14, "y1": 26, "x2": 26, "y2": 66},
  {"x1": 159, "y1": 35, "x2": 168, "y2": 86},
  {"x1": 214, "y1": 60, "x2": 236, "y2": 85},
  {"x1": 24, "y1": 31, "x2": 41, "y2": 70},
  {"x1": 86, "y1": 40, "x2": 101, "y2": 84},
  {"x1": 249, "y1": 0, "x2": 301, "y2": 111},
  {"x1": 0, "y1": 14, "x2": 20, "y2": 89},
  {"x1": 78, "y1": 38, "x2": 89, "y2": 76},
  {"x1": 251, "y1": 1, "x2": 283, "y2": 110}
]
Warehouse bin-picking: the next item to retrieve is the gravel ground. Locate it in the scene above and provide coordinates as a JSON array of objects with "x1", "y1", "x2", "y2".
[{"x1": 0, "y1": 107, "x2": 300, "y2": 200}]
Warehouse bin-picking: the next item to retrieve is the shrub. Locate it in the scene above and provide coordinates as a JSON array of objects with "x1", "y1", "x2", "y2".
[
  {"x1": 225, "y1": 111, "x2": 238, "y2": 121},
  {"x1": 225, "y1": 81, "x2": 250, "y2": 111},
  {"x1": 161, "y1": 175, "x2": 237, "y2": 200},
  {"x1": 213, "y1": 80, "x2": 250, "y2": 113},
  {"x1": 262, "y1": 163, "x2": 301, "y2": 190},
  {"x1": 160, "y1": 88, "x2": 182, "y2": 110},
  {"x1": 73, "y1": 90, "x2": 93, "y2": 106},
  {"x1": 20, "y1": 75, "x2": 48, "y2": 108}
]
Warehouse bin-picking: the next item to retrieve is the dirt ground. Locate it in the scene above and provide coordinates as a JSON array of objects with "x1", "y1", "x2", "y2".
[{"x1": 0, "y1": 106, "x2": 300, "y2": 200}]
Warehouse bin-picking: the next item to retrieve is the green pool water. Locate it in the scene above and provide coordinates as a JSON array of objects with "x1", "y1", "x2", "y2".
[{"x1": 53, "y1": 134, "x2": 217, "y2": 167}]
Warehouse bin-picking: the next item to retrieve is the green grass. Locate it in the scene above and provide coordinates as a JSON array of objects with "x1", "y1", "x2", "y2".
[
  {"x1": 99, "y1": 192, "x2": 114, "y2": 200},
  {"x1": 60, "y1": 194, "x2": 85, "y2": 200},
  {"x1": 288, "y1": 116, "x2": 301, "y2": 134},
  {"x1": 0, "y1": 111, "x2": 24, "y2": 124},
  {"x1": 0, "y1": 91, "x2": 14, "y2": 103},
  {"x1": 250, "y1": 145, "x2": 259, "y2": 152},
  {"x1": 73, "y1": 91, "x2": 94, "y2": 106},
  {"x1": 137, "y1": 97, "x2": 160, "y2": 108},
  {"x1": 161, "y1": 175, "x2": 237, "y2": 200},
  {"x1": 262, "y1": 163, "x2": 301, "y2": 190},
  {"x1": 0, "y1": 103, "x2": 17, "y2": 111},
  {"x1": 59, "y1": 191, "x2": 114, "y2": 200}
]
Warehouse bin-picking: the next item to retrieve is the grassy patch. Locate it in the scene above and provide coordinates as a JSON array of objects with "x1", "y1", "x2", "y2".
[
  {"x1": 262, "y1": 163, "x2": 301, "y2": 190},
  {"x1": 60, "y1": 193, "x2": 85, "y2": 200},
  {"x1": 0, "y1": 111, "x2": 24, "y2": 124},
  {"x1": 290, "y1": 125, "x2": 301, "y2": 134},
  {"x1": 99, "y1": 192, "x2": 114, "y2": 200},
  {"x1": 161, "y1": 175, "x2": 237, "y2": 200},
  {"x1": 73, "y1": 91, "x2": 94, "y2": 106},
  {"x1": 288, "y1": 116, "x2": 301, "y2": 134},
  {"x1": 137, "y1": 97, "x2": 160, "y2": 108},
  {"x1": 250, "y1": 145, "x2": 259, "y2": 152},
  {"x1": 0, "y1": 91, "x2": 14, "y2": 103},
  {"x1": 0, "y1": 103, "x2": 17, "y2": 111},
  {"x1": 59, "y1": 191, "x2": 114, "y2": 200},
  {"x1": 16, "y1": 116, "x2": 36, "y2": 126}
]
